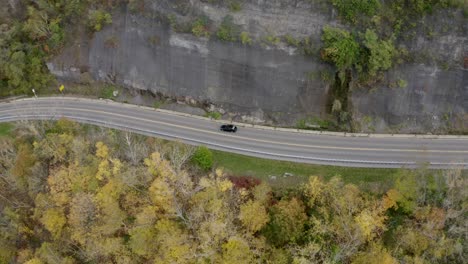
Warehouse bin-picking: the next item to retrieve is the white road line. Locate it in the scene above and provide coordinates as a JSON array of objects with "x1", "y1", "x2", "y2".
[
  {"x1": 1, "y1": 107, "x2": 467, "y2": 154},
  {"x1": 0, "y1": 115, "x2": 466, "y2": 168}
]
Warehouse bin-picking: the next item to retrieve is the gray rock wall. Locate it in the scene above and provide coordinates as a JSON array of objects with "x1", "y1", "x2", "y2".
[
  {"x1": 352, "y1": 65, "x2": 467, "y2": 133},
  {"x1": 47, "y1": 1, "x2": 468, "y2": 132},
  {"x1": 48, "y1": 8, "x2": 329, "y2": 125}
]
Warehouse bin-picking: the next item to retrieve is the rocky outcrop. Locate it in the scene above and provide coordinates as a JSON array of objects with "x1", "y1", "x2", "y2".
[{"x1": 47, "y1": 0, "x2": 467, "y2": 133}]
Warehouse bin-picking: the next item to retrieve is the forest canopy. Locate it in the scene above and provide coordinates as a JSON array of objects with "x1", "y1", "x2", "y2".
[{"x1": 0, "y1": 119, "x2": 466, "y2": 263}]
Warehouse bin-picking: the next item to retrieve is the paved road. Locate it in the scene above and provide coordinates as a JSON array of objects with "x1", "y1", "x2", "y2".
[{"x1": 0, "y1": 97, "x2": 467, "y2": 169}]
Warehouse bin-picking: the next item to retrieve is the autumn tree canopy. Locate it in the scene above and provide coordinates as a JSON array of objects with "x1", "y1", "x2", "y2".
[{"x1": 0, "y1": 120, "x2": 466, "y2": 263}]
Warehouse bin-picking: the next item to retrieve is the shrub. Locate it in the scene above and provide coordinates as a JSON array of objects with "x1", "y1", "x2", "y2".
[
  {"x1": 228, "y1": 175, "x2": 261, "y2": 190},
  {"x1": 192, "y1": 16, "x2": 211, "y2": 37},
  {"x1": 229, "y1": 1, "x2": 242, "y2": 12},
  {"x1": 88, "y1": 10, "x2": 112, "y2": 32},
  {"x1": 263, "y1": 35, "x2": 280, "y2": 45},
  {"x1": 206, "y1": 111, "x2": 222, "y2": 120},
  {"x1": 128, "y1": 0, "x2": 145, "y2": 13},
  {"x1": 104, "y1": 36, "x2": 119, "y2": 48},
  {"x1": 217, "y1": 15, "x2": 239, "y2": 41},
  {"x1": 332, "y1": 99, "x2": 342, "y2": 113},
  {"x1": 191, "y1": 146, "x2": 213, "y2": 171},
  {"x1": 240, "y1": 32, "x2": 252, "y2": 45},
  {"x1": 397, "y1": 78, "x2": 408, "y2": 88},
  {"x1": 99, "y1": 85, "x2": 115, "y2": 99},
  {"x1": 331, "y1": 0, "x2": 380, "y2": 23},
  {"x1": 300, "y1": 37, "x2": 315, "y2": 56},
  {"x1": 320, "y1": 70, "x2": 334, "y2": 83},
  {"x1": 153, "y1": 100, "x2": 165, "y2": 109},
  {"x1": 283, "y1": 34, "x2": 301, "y2": 47},
  {"x1": 167, "y1": 14, "x2": 177, "y2": 28},
  {"x1": 147, "y1": 35, "x2": 160, "y2": 46}
]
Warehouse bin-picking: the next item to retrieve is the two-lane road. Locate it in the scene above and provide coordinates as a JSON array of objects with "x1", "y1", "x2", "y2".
[{"x1": 0, "y1": 97, "x2": 467, "y2": 168}]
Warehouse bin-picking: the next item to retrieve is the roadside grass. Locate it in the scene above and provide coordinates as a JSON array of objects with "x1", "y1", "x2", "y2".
[
  {"x1": 153, "y1": 101, "x2": 164, "y2": 109},
  {"x1": 0, "y1": 122, "x2": 13, "y2": 137},
  {"x1": 40, "y1": 83, "x2": 99, "y2": 97},
  {"x1": 39, "y1": 83, "x2": 119, "y2": 99},
  {"x1": 99, "y1": 85, "x2": 116, "y2": 99},
  {"x1": 205, "y1": 111, "x2": 222, "y2": 120},
  {"x1": 212, "y1": 150, "x2": 400, "y2": 189}
]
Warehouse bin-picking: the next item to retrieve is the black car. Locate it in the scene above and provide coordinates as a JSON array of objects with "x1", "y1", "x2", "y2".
[{"x1": 220, "y1": 124, "x2": 237, "y2": 132}]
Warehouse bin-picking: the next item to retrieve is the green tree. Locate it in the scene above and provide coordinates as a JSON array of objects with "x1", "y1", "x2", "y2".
[
  {"x1": 363, "y1": 29, "x2": 395, "y2": 76},
  {"x1": 263, "y1": 198, "x2": 307, "y2": 246},
  {"x1": 23, "y1": 6, "x2": 64, "y2": 50},
  {"x1": 2, "y1": 41, "x2": 51, "y2": 94},
  {"x1": 33, "y1": 133, "x2": 74, "y2": 165},
  {"x1": 23, "y1": 7, "x2": 51, "y2": 41},
  {"x1": 321, "y1": 26, "x2": 360, "y2": 70},
  {"x1": 4, "y1": 49, "x2": 26, "y2": 87},
  {"x1": 11, "y1": 144, "x2": 36, "y2": 191},
  {"x1": 191, "y1": 146, "x2": 213, "y2": 171}
]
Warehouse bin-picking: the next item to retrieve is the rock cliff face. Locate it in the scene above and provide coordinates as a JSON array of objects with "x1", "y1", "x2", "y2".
[
  {"x1": 352, "y1": 65, "x2": 467, "y2": 133},
  {"x1": 47, "y1": 0, "x2": 468, "y2": 133}
]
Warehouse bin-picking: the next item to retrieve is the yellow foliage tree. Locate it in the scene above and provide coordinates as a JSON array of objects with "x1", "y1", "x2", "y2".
[
  {"x1": 40, "y1": 208, "x2": 66, "y2": 239},
  {"x1": 153, "y1": 219, "x2": 194, "y2": 263},
  {"x1": 239, "y1": 200, "x2": 269, "y2": 233},
  {"x1": 351, "y1": 244, "x2": 397, "y2": 264},
  {"x1": 221, "y1": 236, "x2": 254, "y2": 264},
  {"x1": 128, "y1": 226, "x2": 157, "y2": 258},
  {"x1": 47, "y1": 167, "x2": 77, "y2": 206},
  {"x1": 95, "y1": 141, "x2": 109, "y2": 159},
  {"x1": 354, "y1": 208, "x2": 387, "y2": 241},
  {"x1": 148, "y1": 177, "x2": 175, "y2": 215}
]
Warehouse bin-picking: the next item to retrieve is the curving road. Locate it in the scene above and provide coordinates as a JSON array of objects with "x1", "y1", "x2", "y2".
[{"x1": 0, "y1": 97, "x2": 467, "y2": 169}]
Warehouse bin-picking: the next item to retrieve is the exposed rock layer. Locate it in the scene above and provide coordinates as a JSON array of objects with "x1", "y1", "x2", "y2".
[{"x1": 48, "y1": 0, "x2": 468, "y2": 132}]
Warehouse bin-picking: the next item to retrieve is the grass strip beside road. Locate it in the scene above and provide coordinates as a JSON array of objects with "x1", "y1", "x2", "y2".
[
  {"x1": 0, "y1": 122, "x2": 13, "y2": 137},
  {"x1": 213, "y1": 150, "x2": 400, "y2": 189}
]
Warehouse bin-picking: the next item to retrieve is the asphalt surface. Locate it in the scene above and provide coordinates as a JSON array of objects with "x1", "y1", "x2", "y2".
[{"x1": 0, "y1": 97, "x2": 467, "y2": 169}]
